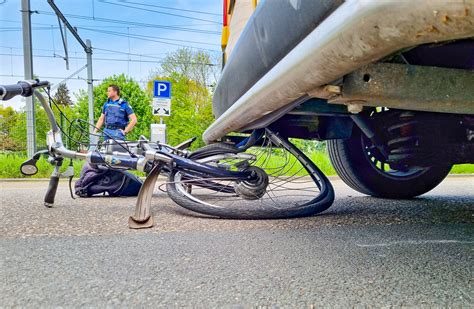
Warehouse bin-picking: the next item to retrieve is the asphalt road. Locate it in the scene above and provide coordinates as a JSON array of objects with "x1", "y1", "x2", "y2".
[{"x1": 1, "y1": 176, "x2": 473, "y2": 307}]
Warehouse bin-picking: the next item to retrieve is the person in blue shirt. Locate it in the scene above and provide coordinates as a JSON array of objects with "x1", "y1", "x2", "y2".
[{"x1": 93, "y1": 84, "x2": 137, "y2": 140}]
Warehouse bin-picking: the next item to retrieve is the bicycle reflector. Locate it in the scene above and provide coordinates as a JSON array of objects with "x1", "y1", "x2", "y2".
[{"x1": 20, "y1": 157, "x2": 39, "y2": 176}]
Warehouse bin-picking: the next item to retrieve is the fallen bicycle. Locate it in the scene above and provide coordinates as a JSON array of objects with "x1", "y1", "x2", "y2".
[{"x1": 0, "y1": 80, "x2": 335, "y2": 229}]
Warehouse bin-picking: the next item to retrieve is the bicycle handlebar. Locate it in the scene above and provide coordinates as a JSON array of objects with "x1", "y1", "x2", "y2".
[
  {"x1": 0, "y1": 80, "x2": 50, "y2": 101},
  {"x1": 2, "y1": 80, "x2": 253, "y2": 181}
]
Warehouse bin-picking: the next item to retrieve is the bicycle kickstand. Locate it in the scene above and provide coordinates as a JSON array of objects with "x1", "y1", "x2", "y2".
[{"x1": 128, "y1": 162, "x2": 164, "y2": 229}]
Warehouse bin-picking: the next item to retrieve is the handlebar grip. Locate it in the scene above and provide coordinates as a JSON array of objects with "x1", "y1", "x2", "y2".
[
  {"x1": 0, "y1": 80, "x2": 49, "y2": 101},
  {"x1": 44, "y1": 176, "x2": 60, "y2": 208},
  {"x1": 0, "y1": 84, "x2": 25, "y2": 101},
  {"x1": 0, "y1": 82, "x2": 33, "y2": 101}
]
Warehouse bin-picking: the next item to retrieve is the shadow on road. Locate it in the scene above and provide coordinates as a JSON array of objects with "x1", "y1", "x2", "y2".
[{"x1": 168, "y1": 194, "x2": 474, "y2": 226}]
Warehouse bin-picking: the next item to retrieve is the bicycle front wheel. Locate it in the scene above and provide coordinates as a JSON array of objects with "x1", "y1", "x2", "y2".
[{"x1": 166, "y1": 128, "x2": 335, "y2": 219}]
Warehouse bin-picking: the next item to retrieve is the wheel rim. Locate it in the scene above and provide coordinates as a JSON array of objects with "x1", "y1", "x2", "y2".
[
  {"x1": 360, "y1": 109, "x2": 429, "y2": 180},
  {"x1": 168, "y1": 132, "x2": 329, "y2": 211}
]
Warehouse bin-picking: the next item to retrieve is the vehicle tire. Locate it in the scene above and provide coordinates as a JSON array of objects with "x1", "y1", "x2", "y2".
[
  {"x1": 327, "y1": 126, "x2": 452, "y2": 198},
  {"x1": 166, "y1": 129, "x2": 335, "y2": 219}
]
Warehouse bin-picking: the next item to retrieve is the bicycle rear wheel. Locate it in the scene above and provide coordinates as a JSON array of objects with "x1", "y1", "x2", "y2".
[{"x1": 166, "y1": 128, "x2": 335, "y2": 219}]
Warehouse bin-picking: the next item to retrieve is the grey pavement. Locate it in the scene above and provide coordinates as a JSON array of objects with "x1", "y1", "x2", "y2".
[{"x1": 1, "y1": 176, "x2": 473, "y2": 307}]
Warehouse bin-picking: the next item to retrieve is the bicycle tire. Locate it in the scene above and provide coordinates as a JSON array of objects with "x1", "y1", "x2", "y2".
[{"x1": 166, "y1": 129, "x2": 335, "y2": 219}]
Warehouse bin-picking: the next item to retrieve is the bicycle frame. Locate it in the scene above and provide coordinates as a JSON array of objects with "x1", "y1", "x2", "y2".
[{"x1": 32, "y1": 89, "x2": 256, "y2": 228}]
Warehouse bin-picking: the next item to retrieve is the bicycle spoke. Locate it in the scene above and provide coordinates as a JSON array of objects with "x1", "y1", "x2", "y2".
[{"x1": 166, "y1": 131, "x2": 334, "y2": 218}]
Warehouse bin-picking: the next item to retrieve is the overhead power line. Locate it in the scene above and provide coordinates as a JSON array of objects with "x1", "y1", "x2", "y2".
[
  {"x1": 0, "y1": 28, "x2": 220, "y2": 52},
  {"x1": 97, "y1": 0, "x2": 220, "y2": 24},
  {"x1": 78, "y1": 27, "x2": 219, "y2": 46},
  {"x1": 0, "y1": 45, "x2": 169, "y2": 58},
  {"x1": 92, "y1": 47, "x2": 166, "y2": 59},
  {"x1": 77, "y1": 27, "x2": 220, "y2": 50},
  {"x1": 0, "y1": 26, "x2": 220, "y2": 48},
  {"x1": 35, "y1": 11, "x2": 220, "y2": 35},
  {"x1": 0, "y1": 73, "x2": 150, "y2": 83},
  {"x1": 0, "y1": 18, "x2": 219, "y2": 29},
  {"x1": 1, "y1": 52, "x2": 217, "y2": 66},
  {"x1": 0, "y1": 26, "x2": 60, "y2": 32},
  {"x1": 49, "y1": 64, "x2": 88, "y2": 91},
  {"x1": 112, "y1": 0, "x2": 221, "y2": 16},
  {"x1": 0, "y1": 19, "x2": 54, "y2": 27}
]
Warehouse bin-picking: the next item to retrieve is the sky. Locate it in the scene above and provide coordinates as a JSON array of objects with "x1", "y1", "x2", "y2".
[{"x1": 0, "y1": 0, "x2": 222, "y2": 109}]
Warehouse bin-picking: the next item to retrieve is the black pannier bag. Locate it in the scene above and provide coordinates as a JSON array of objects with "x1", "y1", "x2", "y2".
[{"x1": 75, "y1": 163, "x2": 142, "y2": 197}]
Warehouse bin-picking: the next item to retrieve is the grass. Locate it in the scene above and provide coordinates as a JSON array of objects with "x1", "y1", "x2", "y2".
[
  {"x1": 251, "y1": 149, "x2": 336, "y2": 176},
  {"x1": 450, "y1": 164, "x2": 474, "y2": 174},
  {"x1": 0, "y1": 152, "x2": 472, "y2": 179},
  {"x1": 0, "y1": 152, "x2": 86, "y2": 179},
  {"x1": 308, "y1": 151, "x2": 337, "y2": 176},
  {"x1": 0, "y1": 152, "x2": 148, "y2": 178}
]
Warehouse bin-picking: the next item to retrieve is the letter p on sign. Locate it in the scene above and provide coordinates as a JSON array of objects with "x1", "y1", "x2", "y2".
[{"x1": 153, "y1": 80, "x2": 171, "y2": 99}]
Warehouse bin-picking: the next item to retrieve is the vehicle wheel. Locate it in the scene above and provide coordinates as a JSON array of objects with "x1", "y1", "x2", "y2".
[
  {"x1": 166, "y1": 128, "x2": 335, "y2": 219},
  {"x1": 327, "y1": 126, "x2": 452, "y2": 198}
]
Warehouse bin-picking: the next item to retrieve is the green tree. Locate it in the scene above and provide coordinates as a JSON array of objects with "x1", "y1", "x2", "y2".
[
  {"x1": 148, "y1": 48, "x2": 217, "y2": 148},
  {"x1": 0, "y1": 105, "x2": 22, "y2": 151},
  {"x1": 53, "y1": 83, "x2": 73, "y2": 106},
  {"x1": 158, "y1": 48, "x2": 219, "y2": 87},
  {"x1": 0, "y1": 102, "x2": 55, "y2": 152},
  {"x1": 146, "y1": 73, "x2": 214, "y2": 148},
  {"x1": 75, "y1": 74, "x2": 152, "y2": 141}
]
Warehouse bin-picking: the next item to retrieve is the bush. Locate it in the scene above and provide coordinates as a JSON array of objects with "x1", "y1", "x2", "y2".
[
  {"x1": 146, "y1": 73, "x2": 214, "y2": 149},
  {"x1": 0, "y1": 153, "x2": 85, "y2": 178}
]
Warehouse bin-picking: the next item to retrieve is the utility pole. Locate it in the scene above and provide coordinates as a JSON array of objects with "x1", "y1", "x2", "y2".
[
  {"x1": 86, "y1": 39, "x2": 94, "y2": 136},
  {"x1": 21, "y1": 0, "x2": 36, "y2": 157},
  {"x1": 47, "y1": 0, "x2": 95, "y2": 140}
]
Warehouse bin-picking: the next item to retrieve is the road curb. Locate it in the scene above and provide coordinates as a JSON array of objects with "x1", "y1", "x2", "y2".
[{"x1": 1, "y1": 174, "x2": 473, "y2": 182}]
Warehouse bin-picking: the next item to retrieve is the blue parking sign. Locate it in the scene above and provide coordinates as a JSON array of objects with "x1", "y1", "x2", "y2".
[{"x1": 153, "y1": 80, "x2": 171, "y2": 98}]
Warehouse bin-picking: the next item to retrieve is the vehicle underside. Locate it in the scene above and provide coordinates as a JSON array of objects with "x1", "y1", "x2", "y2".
[{"x1": 206, "y1": 0, "x2": 474, "y2": 198}]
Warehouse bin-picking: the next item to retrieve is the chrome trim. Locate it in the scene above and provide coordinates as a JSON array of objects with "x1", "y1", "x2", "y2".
[
  {"x1": 203, "y1": 0, "x2": 474, "y2": 143},
  {"x1": 112, "y1": 151, "x2": 132, "y2": 157},
  {"x1": 153, "y1": 152, "x2": 173, "y2": 164},
  {"x1": 136, "y1": 157, "x2": 147, "y2": 172},
  {"x1": 86, "y1": 151, "x2": 93, "y2": 163},
  {"x1": 144, "y1": 150, "x2": 173, "y2": 164}
]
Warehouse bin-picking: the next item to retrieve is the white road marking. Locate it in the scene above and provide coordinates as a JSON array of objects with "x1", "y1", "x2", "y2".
[{"x1": 356, "y1": 240, "x2": 474, "y2": 248}]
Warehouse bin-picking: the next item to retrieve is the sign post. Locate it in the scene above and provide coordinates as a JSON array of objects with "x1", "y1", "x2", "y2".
[{"x1": 151, "y1": 80, "x2": 171, "y2": 143}]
